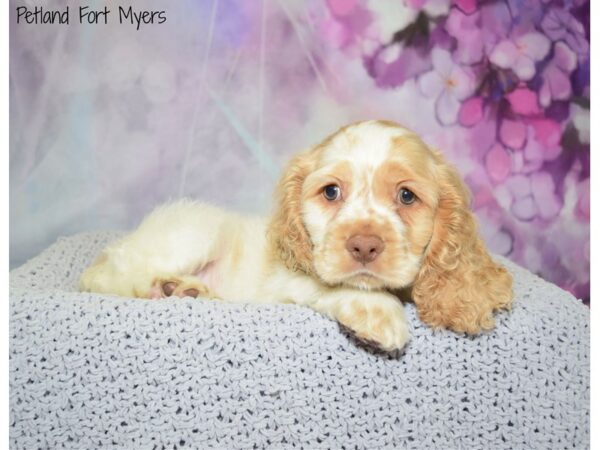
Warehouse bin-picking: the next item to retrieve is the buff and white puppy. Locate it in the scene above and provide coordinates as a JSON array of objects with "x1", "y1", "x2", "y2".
[{"x1": 80, "y1": 120, "x2": 513, "y2": 351}]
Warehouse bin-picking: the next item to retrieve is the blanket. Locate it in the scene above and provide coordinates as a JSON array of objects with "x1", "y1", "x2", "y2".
[{"x1": 9, "y1": 231, "x2": 590, "y2": 449}]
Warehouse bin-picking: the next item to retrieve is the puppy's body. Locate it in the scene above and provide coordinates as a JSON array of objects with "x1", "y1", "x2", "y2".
[
  {"x1": 82, "y1": 202, "x2": 262, "y2": 299},
  {"x1": 81, "y1": 120, "x2": 512, "y2": 351}
]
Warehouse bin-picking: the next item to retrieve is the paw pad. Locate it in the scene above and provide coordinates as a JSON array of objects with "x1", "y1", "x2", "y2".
[
  {"x1": 157, "y1": 277, "x2": 211, "y2": 299},
  {"x1": 183, "y1": 288, "x2": 199, "y2": 298},
  {"x1": 162, "y1": 282, "x2": 177, "y2": 296}
]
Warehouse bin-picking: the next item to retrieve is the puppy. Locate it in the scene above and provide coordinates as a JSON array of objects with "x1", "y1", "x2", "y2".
[{"x1": 80, "y1": 120, "x2": 513, "y2": 351}]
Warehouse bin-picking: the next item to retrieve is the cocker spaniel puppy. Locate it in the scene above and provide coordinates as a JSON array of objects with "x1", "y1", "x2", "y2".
[{"x1": 80, "y1": 120, "x2": 513, "y2": 351}]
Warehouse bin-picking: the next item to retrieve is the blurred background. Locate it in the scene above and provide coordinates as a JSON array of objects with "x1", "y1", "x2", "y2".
[{"x1": 10, "y1": 0, "x2": 590, "y2": 302}]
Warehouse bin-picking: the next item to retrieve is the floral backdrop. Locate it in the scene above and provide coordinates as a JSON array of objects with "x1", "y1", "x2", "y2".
[{"x1": 10, "y1": 0, "x2": 590, "y2": 302}]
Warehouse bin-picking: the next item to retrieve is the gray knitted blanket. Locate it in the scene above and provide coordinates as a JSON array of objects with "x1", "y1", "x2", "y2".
[{"x1": 10, "y1": 232, "x2": 590, "y2": 449}]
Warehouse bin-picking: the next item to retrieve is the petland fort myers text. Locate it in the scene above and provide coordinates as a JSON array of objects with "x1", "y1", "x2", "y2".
[{"x1": 15, "y1": 5, "x2": 167, "y2": 30}]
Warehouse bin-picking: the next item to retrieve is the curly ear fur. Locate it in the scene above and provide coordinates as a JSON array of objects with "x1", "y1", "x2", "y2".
[
  {"x1": 412, "y1": 152, "x2": 513, "y2": 334},
  {"x1": 268, "y1": 148, "x2": 318, "y2": 275}
]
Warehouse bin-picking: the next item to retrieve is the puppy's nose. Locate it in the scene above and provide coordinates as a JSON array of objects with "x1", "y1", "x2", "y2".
[{"x1": 345, "y1": 235, "x2": 385, "y2": 264}]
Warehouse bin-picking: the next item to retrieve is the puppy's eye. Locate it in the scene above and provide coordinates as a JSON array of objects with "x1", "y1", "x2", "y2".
[
  {"x1": 398, "y1": 188, "x2": 416, "y2": 205},
  {"x1": 323, "y1": 184, "x2": 341, "y2": 201}
]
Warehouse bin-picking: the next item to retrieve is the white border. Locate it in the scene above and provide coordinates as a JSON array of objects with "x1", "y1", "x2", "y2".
[
  {"x1": 589, "y1": 0, "x2": 596, "y2": 447},
  {"x1": 2, "y1": 0, "x2": 10, "y2": 447},
  {"x1": 2, "y1": 1, "x2": 594, "y2": 448}
]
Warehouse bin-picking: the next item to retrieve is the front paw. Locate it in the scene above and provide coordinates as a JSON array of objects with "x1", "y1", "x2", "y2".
[{"x1": 337, "y1": 297, "x2": 410, "y2": 351}]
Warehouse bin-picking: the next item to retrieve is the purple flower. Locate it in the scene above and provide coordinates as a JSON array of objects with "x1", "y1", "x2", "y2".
[
  {"x1": 463, "y1": 106, "x2": 497, "y2": 152},
  {"x1": 479, "y1": 1, "x2": 511, "y2": 42},
  {"x1": 405, "y1": 0, "x2": 451, "y2": 17},
  {"x1": 489, "y1": 32, "x2": 551, "y2": 80},
  {"x1": 530, "y1": 172, "x2": 562, "y2": 220},
  {"x1": 418, "y1": 48, "x2": 475, "y2": 125},
  {"x1": 519, "y1": 128, "x2": 550, "y2": 172},
  {"x1": 316, "y1": 0, "x2": 590, "y2": 302},
  {"x1": 445, "y1": 7, "x2": 484, "y2": 64},
  {"x1": 495, "y1": 172, "x2": 562, "y2": 221},
  {"x1": 576, "y1": 178, "x2": 590, "y2": 221},
  {"x1": 368, "y1": 43, "x2": 432, "y2": 88},
  {"x1": 541, "y1": 8, "x2": 589, "y2": 58},
  {"x1": 446, "y1": 2, "x2": 514, "y2": 65},
  {"x1": 506, "y1": 0, "x2": 547, "y2": 25},
  {"x1": 539, "y1": 42, "x2": 578, "y2": 107},
  {"x1": 501, "y1": 120, "x2": 561, "y2": 179}
]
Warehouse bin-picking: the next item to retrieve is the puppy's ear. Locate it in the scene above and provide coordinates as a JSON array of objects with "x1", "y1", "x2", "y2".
[
  {"x1": 268, "y1": 148, "x2": 317, "y2": 274},
  {"x1": 412, "y1": 151, "x2": 513, "y2": 334}
]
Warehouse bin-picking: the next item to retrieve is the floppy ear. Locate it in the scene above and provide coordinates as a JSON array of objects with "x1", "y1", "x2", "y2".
[
  {"x1": 411, "y1": 152, "x2": 513, "y2": 334},
  {"x1": 268, "y1": 148, "x2": 318, "y2": 275}
]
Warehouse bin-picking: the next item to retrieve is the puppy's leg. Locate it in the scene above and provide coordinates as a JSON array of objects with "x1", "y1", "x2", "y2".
[
  {"x1": 80, "y1": 201, "x2": 229, "y2": 299},
  {"x1": 311, "y1": 290, "x2": 410, "y2": 351},
  {"x1": 267, "y1": 275, "x2": 410, "y2": 351},
  {"x1": 262, "y1": 269, "x2": 410, "y2": 351}
]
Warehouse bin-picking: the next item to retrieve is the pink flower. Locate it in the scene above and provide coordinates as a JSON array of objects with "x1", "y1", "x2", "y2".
[
  {"x1": 418, "y1": 48, "x2": 475, "y2": 125},
  {"x1": 506, "y1": 86, "x2": 541, "y2": 116},
  {"x1": 327, "y1": 0, "x2": 357, "y2": 17},
  {"x1": 453, "y1": 0, "x2": 477, "y2": 14},
  {"x1": 320, "y1": 18, "x2": 350, "y2": 48},
  {"x1": 489, "y1": 32, "x2": 551, "y2": 80},
  {"x1": 319, "y1": 0, "x2": 373, "y2": 54},
  {"x1": 509, "y1": 124, "x2": 561, "y2": 175},
  {"x1": 485, "y1": 144, "x2": 511, "y2": 184},
  {"x1": 528, "y1": 118, "x2": 562, "y2": 149},
  {"x1": 459, "y1": 96, "x2": 483, "y2": 126},
  {"x1": 499, "y1": 119, "x2": 527, "y2": 149},
  {"x1": 539, "y1": 42, "x2": 577, "y2": 107},
  {"x1": 464, "y1": 109, "x2": 496, "y2": 152}
]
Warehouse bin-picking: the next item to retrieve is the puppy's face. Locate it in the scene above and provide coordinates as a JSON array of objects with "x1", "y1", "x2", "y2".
[
  {"x1": 272, "y1": 120, "x2": 513, "y2": 332},
  {"x1": 299, "y1": 121, "x2": 439, "y2": 290}
]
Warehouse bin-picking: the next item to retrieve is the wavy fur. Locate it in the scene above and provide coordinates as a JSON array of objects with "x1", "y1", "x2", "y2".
[
  {"x1": 411, "y1": 151, "x2": 513, "y2": 334},
  {"x1": 267, "y1": 149, "x2": 317, "y2": 275}
]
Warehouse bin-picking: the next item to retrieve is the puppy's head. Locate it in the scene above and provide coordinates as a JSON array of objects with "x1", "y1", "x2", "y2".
[{"x1": 269, "y1": 120, "x2": 510, "y2": 302}]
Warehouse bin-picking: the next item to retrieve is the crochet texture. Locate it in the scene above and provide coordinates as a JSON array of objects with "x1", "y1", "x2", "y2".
[{"x1": 10, "y1": 232, "x2": 590, "y2": 449}]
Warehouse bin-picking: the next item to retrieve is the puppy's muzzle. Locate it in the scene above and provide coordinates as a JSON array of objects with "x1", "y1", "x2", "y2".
[{"x1": 346, "y1": 235, "x2": 385, "y2": 264}]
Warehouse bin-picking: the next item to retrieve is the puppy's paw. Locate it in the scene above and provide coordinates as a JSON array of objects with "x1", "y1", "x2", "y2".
[
  {"x1": 150, "y1": 275, "x2": 218, "y2": 299},
  {"x1": 338, "y1": 296, "x2": 410, "y2": 351}
]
